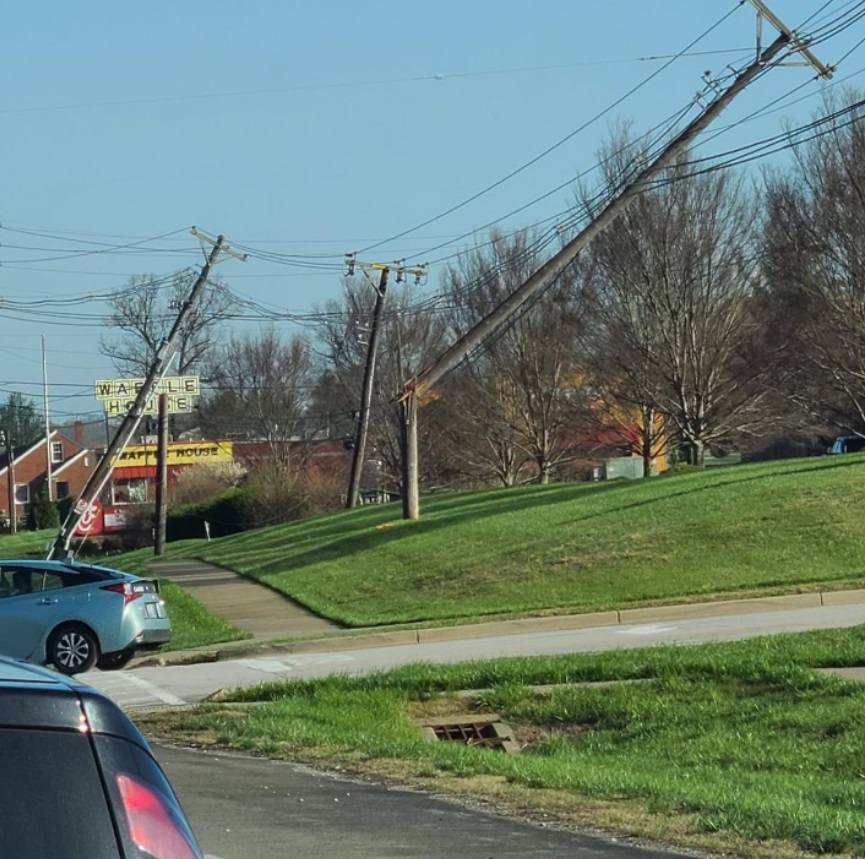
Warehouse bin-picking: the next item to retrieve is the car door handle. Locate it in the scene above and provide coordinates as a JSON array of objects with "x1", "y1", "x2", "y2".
[{"x1": 38, "y1": 597, "x2": 58, "y2": 605}]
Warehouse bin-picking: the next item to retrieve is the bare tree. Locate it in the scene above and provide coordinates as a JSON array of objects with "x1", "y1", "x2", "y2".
[
  {"x1": 100, "y1": 270, "x2": 236, "y2": 377},
  {"x1": 440, "y1": 229, "x2": 590, "y2": 484},
  {"x1": 197, "y1": 327, "x2": 315, "y2": 462},
  {"x1": 762, "y1": 90, "x2": 865, "y2": 436},
  {"x1": 314, "y1": 277, "x2": 447, "y2": 496},
  {"x1": 585, "y1": 139, "x2": 768, "y2": 466}
]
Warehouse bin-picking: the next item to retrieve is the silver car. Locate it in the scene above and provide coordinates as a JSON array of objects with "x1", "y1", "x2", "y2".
[{"x1": 0, "y1": 559, "x2": 171, "y2": 674}]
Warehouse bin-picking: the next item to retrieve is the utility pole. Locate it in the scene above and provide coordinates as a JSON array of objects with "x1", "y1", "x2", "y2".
[
  {"x1": 153, "y1": 393, "x2": 169, "y2": 556},
  {"x1": 48, "y1": 227, "x2": 247, "y2": 559},
  {"x1": 398, "y1": 3, "x2": 832, "y2": 520},
  {"x1": 42, "y1": 334, "x2": 52, "y2": 502},
  {"x1": 345, "y1": 256, "x2": 426, "y2": 509},
  {"x1": 4, "y1": 430, "x2": 15, "y2": 535}
]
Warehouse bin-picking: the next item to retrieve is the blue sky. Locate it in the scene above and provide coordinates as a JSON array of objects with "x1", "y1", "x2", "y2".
[{"x1": 1, "y1": 1, "x2": 863, "y2": 428}]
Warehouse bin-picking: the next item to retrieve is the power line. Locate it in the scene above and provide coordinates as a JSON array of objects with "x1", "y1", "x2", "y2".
[
  {"x1": 351, "y1": 3, "x2": 749, "y2": 257},
  {"x1": 0, "y1": 47, "x2": 757, "y2": 117}
]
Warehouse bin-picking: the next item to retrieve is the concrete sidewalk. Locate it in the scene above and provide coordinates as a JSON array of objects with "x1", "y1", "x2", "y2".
[
  {"x1": 151, "y1": 558, "x2": 342, "y2": 642},
  {"x1": 144, "y1": 557, "x2": 865, "y2": 666}
]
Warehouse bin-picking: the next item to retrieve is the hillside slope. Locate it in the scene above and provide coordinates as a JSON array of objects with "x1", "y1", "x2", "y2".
[{"x1": 160, "y1": 454, "x2": 865, "y2": 626}]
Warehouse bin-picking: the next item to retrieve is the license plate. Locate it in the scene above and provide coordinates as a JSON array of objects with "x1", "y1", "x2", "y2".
[{"x1": 144, "y1": 600, "x2": 167, "y2": 619}]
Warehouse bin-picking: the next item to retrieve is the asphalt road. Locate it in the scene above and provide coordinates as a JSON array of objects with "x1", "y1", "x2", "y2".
[
  {"x1": 88, "y1": 600, "x2": 865, "y2": 711},
  {"x1": 158, "y1": 744, "x2": 693, "y2": 859}
]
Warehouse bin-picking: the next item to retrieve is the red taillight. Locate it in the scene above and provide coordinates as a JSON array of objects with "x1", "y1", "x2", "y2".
[
  {"x1": 100, "y1": 583, "x2": 141, "y2": 603},
  {"x1": 116, "y1": 774, "x2": 201, "y2": 859}
]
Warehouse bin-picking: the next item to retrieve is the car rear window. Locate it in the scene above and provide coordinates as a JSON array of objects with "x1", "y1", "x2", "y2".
[{"x1": 0, "y1": 727, "x2": 121, "y2": 857}]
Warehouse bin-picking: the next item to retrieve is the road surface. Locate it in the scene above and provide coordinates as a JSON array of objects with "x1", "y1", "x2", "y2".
[
  {"x1": 88, "y1": 601, "x2": 865, "y2": 711},
  {"x1": 158, "y1": 744, "x2": 697, "y2": 859}
]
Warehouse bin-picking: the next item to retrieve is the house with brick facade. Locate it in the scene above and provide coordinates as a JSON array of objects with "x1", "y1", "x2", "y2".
[{"x1": 0, "y1": 430, "x2": 97, "y2": 527}]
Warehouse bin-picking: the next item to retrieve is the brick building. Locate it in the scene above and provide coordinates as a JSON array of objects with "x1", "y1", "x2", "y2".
[{"x1": 0, "y1": 430, "x2": 97, "y2": 526}]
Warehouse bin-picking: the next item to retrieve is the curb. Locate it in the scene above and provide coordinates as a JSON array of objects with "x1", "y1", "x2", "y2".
[{"x1": 130, "y1": 586, "x2": 865, "y2": 670}]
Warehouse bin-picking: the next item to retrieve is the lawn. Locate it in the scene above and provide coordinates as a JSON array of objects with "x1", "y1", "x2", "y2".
[
  {"x1": 139, "y1": 625, "x2": 865, "y2": 858},
  {"x1": 145, "y1": 454, "x2": 865, "y2": 626}
]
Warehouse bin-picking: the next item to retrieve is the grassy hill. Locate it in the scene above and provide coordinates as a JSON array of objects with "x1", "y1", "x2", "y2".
[{"x1": 147, "y1": 453, "x2": 865, "y2": 627}]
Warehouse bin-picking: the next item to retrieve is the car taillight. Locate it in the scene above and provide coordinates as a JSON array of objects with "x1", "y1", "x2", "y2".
[
  {"x1": 101, "y1": 583, "x2": 141, "y2": 603},
  {"x1": 116, "y1": 774, "x2": 202, "y2": 859}
]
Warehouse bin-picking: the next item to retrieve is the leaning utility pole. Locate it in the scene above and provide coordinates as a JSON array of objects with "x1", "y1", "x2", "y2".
[
  {"x1": 344, "y1": 256, "x2": 426, "y2": 509},
  {"x1": 48, "y1": 227, "x2": 247, "y2": 559},
  {"x1": 398, "y1": 3, "x2": 832, "y2": 520}
]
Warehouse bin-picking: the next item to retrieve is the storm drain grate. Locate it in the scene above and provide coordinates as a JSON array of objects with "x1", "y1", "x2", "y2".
[
  {"x1": 418, "y1": 713, "x2": 519, "y2": 753},
  {"x1": 433, "y1": 722, "x2": 507, "y2": 749}
]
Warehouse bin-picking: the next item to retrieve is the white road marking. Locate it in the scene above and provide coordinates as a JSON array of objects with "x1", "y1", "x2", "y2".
[
  {"x1": 619, "y1": 623, "x2": 677, "y2": 636},
  {"x1": 233, "y1": 654, "x2": 355, "y2": 674},
  {"x1": 124, "y1": 672, "x2": 186, "y2": 705},
  {"x1": 85, "y1": 670, "x2": 187, "y2": 710}
]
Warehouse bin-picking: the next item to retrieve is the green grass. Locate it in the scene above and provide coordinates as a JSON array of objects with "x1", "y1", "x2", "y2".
[
  {"x1": 139, "y1": 454, "x2": 865, "y2": 626},
  {"x1": 141, "y1": 626, "x2": 865, "y2": 857},
  {"x1": 0, "y1": 529, "x2": 55, "y2": 558}
]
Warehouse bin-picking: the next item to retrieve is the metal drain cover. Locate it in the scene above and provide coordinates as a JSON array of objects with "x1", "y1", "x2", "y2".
[{"x1": 418, "y1": 713, "x2": 519, "y2": 752}]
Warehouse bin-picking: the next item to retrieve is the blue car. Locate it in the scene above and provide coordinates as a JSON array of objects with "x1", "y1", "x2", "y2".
[
  {"x1": 828, "y1": 435, "x2": 865, "y2": 455},
  {"x1": 0, "y1": 559, "x2": 171, "y2": 674}
]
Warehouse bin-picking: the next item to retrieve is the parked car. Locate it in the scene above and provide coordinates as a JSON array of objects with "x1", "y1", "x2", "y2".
[
  {"x1": 827, "y1": 435, "x2": 865, "y2": 455},
  {"x1": 0, "y1": 654, "x2": 204, "y2": 857},
  {"x1": 0, "y1": 558, "x2": 170, "y2": 674}
]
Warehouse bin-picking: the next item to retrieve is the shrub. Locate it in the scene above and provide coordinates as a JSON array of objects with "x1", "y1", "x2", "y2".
[
  {"x1": 27, "y1": 488, "x2": 60, "y2": 531},
  {"x1": 167, "y1": 489, "x2": 251, "y2": 542},
  {"x1": 170, "y1": 461, "x2": 246, "y2": 506},
  {"x1": 165, "y1": 462, "x2": 312, "y2": 541},
  {"x1": 241, "y1": 461, "x2": 310, "y2": 528}
]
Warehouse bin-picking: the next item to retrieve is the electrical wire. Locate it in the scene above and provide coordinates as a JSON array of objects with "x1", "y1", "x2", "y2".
[{"x1": 348, "y1": 2, "x2": 749, "y2": 257}]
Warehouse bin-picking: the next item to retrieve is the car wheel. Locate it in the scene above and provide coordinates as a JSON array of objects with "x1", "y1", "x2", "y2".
[
  {"x1": 49, "y1": 625, "x2": 99, "y2": 675},
  {"x1": 96, "y1": 649, "x2": 135, "y2": 671}
]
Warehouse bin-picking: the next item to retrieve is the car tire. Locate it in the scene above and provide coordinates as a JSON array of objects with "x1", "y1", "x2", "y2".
[
  {"x1": 96, "y1": 649, "x2": 135, "y2": 671},
  {"x1": 49, "y1": 624, "x2": 99, "y2": 675}
]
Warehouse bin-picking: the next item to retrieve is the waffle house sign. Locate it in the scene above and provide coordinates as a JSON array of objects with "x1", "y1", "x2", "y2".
[
  {"x1": 95, "y1": 376, "x2": 200, "y2": 417},
  {"x1": 111, "y1": 441, "x2": 234, "y2": 468}
]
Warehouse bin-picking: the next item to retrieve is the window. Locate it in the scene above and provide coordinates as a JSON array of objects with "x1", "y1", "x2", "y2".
[
  {"x1": 111, "y1": 478, "x2": 148, "y2": 505},
  {"x1": 14, "y1": 484, "x2": 29, "y2": 505},
  {"x1": 50, "y1": 441, "x2": 63, "y2": 463},
  {"x1": 56, "y1": 481, "x2": 69, "y2": 500}
]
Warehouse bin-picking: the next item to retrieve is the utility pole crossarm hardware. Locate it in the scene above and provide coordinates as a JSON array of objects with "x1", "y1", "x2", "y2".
[
  {"x1": 750, "y1": 0, "x2": 835, "y2": 78},
  {"x1": 48, "y1": 228, "x2": 246, "y2": 559}
]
